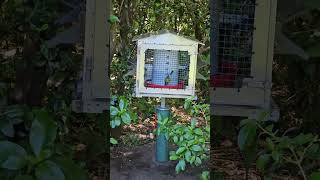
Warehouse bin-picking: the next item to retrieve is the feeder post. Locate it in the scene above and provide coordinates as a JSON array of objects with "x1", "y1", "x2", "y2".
[
  {"x1": 160, "y1": 97, "x2": 166, "y2": 107},
  {"x1": 155, "y1": 97, "x2": 170, "y2": 163}
]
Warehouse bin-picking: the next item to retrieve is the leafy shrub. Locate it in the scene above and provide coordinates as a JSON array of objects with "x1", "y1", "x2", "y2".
[
  {"x1": 167, "y1": 98, "x2": 210, "y2": 173},
  {"x1": 169, "y1": 118, "x2": 210, "y2": 173},
  {"x1": 110, "y1": 96, "x2": 137, "y2": 144},
  {"x1": 110, "y1": 96, "x2": 137, "y2": 128},
  {"x1": 0, "y1": 108, "x2": 86, "y2": 180},
  {"x1": 238, "y1": 112, "x2": 320, "y2": 180}
]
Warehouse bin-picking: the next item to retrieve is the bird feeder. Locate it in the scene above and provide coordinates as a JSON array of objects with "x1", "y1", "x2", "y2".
[
  {"x1": 211, "y1": 0, "x2": 280, "y2": 121},
  {"x1": 133, "y1": 30, "x2": 203, "y2": 99},
  {"x1": 133, "y1": 30, "x2": 203, "y2": 163}
]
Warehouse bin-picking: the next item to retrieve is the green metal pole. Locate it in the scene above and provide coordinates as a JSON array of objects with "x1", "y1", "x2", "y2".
[{"x1": 155, "y1": 98, "x2": 170, "y2": 163}]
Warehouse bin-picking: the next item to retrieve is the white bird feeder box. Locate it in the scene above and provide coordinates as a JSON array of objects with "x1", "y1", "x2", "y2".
[{"x1": 133, "y1": 30, "x2": 203, "y2": 99}]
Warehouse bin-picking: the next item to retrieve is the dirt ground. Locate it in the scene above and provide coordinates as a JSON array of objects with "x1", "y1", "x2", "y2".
[{"x1": 110, "y1": 142, "x2": 208, "y2": 180}]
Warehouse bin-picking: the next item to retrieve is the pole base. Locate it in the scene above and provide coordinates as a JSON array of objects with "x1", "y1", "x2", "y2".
[{"x1": 155, "y1": 106, "x2": 170, "y2": 163}]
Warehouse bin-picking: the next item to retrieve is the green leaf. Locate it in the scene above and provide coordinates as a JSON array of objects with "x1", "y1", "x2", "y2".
[
  {"x1": 110, "y1": 138, "x2": 118, "y2": 145},
  {"x1": 170, "y1": 154, "x2": 178, "y2": 161},
  {"x1": 256, "y1": 154, "x2": 271, "y2": 172},
  {"x1": 194, "y1": 128, "x2": 203, "y2": 136},
  {"x1": 309, "y1": 172, "x2": 320, "y2": 180},
  {"x1": 175, "y1": 159, "x2": 186, "y2": 173},
  {"x1": 176, "y1": 147, "x2": 186, "y2": 155},
  {"x1": 238, "y1": 121, "x2": 257, "y2": 151},
  {"x1": 114, "y1": 117, "x2": 121, "y2": 127},
  {"x1": 15, "y1": 175, "x2": 34, "y2": 180},
  {"x1": 173, "y1": 136, "x2": 178, "y2": 143},
  {"x1": 191, "y1": 145, "x2": 202, "y2": 152},
  {"x1": 265, "y1": 124, "x2": 274, "y2": 132},
  {"x1": 184, "y1": 99, "x2": 191, "y2": 110},
  {"x1": 306, "y1": 144, "x2": 320, "y2": 159},
  {"x1": 292, "y1": 133, "x2": 314, "y2": 146},
  {"x1": 0, "y1": 120, "x2": 14, "y2": 137},
  {"x1": 119, "y1": 99, "x2": 125, "y2": 111},
  {"x1": 190, "y1": 156, "x2": 196, "y2": 164},
  {"x1": 200, "y1": 171, "x2": 210, "y2": 180},
  {"x1": 35, "y1": 161, "x2": 65, "y2": 180},
  {"x1": 239, "y1": 118, "x2": 254, "y2": 127},
  {"x1": 163, "y1": 118, "x2": 168, "y2": 125},
  {"x1": 1, "y1": 155, "x2": 27, "y2": 170},
  {"x1": 108, "y1": 15, "x2": 120, "y2": 24},
  {"x1": 110, "y1": 106, "x2": 119, "y2": 116},
  {"x1": 0, "y1": 141, "x2": 27, "y2": 170},
  {"x1": 191, "y1": 118, "x2": 196, "y2": 128},
  {"x1": 52, "y1": 157, "x2": 87, "y2": 180},
  {"x1": 257, "y1": 112, "x2": 269, "y2": 121},
  {"x1": 29, "y1": 110, "x2": 57, "y2": 156},
  {"x1": 266, "y1": 138, "x2": 275, "y2": 151},
  {"x1": 271, "y1": 150, "x2": 281, "y2": 163},
  {"x1": 110, "y1": 120, "x2": 116, "y2": 128},
  {"x1": 121, "y1": 112, "x2": 131, "y2": 124},
  {"x1": 185, "y1": 150, "x2": 192, "y2": 162},
  {"x1": 195, "y1": 157, "x2": 202, "y2": 166}
]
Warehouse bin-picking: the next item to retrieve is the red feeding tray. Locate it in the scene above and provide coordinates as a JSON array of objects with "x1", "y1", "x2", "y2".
[
  {"x1": 211, "y1": 74, "x2": 235, "y2": 87},
  {"x1": 211, "y1": 62, "x2": 238, "y2": 88},
  {"x1": 146, "y1": 81, "x2": 185, "y2": 89}
]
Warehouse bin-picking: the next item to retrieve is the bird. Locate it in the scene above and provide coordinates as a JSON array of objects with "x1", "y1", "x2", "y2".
[
  {"x1": 164, "y1": 75, "x2": 171, "y2": 86},
  {"x1": 164, "y1": 70, "x2": 174, "y2": 85}
]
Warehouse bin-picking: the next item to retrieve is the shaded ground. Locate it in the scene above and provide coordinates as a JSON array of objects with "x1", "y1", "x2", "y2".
[
  {"x1": 110, "y1": 142, "x2": 207, "y2": 180},
  {"x1": 212, "y1": 144, "x2": 299, "y2": 180}
]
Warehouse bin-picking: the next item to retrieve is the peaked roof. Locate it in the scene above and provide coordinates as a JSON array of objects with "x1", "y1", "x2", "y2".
[{"x1": 133, "y1": 29, "x2": 204, "y2": 45}]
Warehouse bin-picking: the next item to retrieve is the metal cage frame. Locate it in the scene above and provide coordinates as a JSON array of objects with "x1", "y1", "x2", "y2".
[{"x1": 211, "y1": 0, "x2": 279, "y2": 120}]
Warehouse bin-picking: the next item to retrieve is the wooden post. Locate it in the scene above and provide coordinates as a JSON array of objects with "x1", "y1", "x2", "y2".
[{"x1": 72, "y1": 0, "x2": 111, "y2": 113}]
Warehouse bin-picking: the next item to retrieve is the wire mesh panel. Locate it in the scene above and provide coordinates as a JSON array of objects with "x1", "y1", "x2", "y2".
[
  {"x1": 212, "y1": 0, "x2": 256, "y2": 88},
  {"x1": 144, "y1": 49, "x2": 190, "y2": 90}
]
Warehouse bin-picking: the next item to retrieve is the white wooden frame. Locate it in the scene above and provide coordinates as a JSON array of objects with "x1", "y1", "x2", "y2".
[{"x1": 212, "y1": 0, "x2": 278, "y2": 109}]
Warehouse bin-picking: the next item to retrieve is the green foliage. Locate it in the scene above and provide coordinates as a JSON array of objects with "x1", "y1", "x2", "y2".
[
  {"x1": 108, "y1": 15, "x2": 120, "y2": 24},
  {"x1": 200, "y1": 171, "x2": 210, "y2": 180},
  {"x1": 309, "y1": 172, "x2": 320, "y2": 180},
  {"x1": 30, "y1": 109, "x2": 57, "y2": 156},
  {"x1": 169, "y1": 99, "x2": 210, "y2": 174},
  {"x1": 35, "y1": 161, "x2": 65, "y2": 180},
  {"x1": 155, "y1": 114, "x2": 172, "y2": 140},
  {"x1": 0, "y1": 108, "x2": 86, "y2": 180},
  {"x1": 169, "y1": 120, "x2": 210, "y2": 173},
  {"x1": 110, "y1": 96, "x2": 137, "y2": 128},
  {"x1": 110, "y1": 138, "x2": 118, "y2": 145},
  {"x1": 0, "y1": 105, "x2": 26, "y2": 137},
  {"x1": 184, "y1": 97, "x2": 210, "y2": 122},
  {"x1": 238, "y1": 113, "x2": 320, "y2": 180}
]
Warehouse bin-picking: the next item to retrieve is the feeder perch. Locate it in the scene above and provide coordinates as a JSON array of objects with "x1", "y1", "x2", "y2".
[{"x1": 211, "y1": 0, "x2": 280, "y2": 121}]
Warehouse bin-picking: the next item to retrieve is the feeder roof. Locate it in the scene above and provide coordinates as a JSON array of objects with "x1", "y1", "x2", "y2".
[{"x1": 133, "y1": 29, "x2": 204, "y2": 46}]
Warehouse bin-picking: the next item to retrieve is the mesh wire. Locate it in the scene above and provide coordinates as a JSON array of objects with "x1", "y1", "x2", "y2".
[
  {"x1": 144, "y1": 49, "x2": 190, "y2": 90},
  {"x1": 213, "y1": 0, "x2": 256, "y2": 88}
]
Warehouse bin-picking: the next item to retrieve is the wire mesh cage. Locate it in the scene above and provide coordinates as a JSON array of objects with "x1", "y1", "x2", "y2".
[
  {"x1": 211, "y1": 0, "x2": 279, "y2": 120},
  {"x1": 134, "y1": 30, "x2": 202, "y2": 98},
  {"x1": 213, "y1": 0, "x2": 256, "y2": 88},
  {"x1": 144, "y1": 49, "x2": 190, "y2": 89}
]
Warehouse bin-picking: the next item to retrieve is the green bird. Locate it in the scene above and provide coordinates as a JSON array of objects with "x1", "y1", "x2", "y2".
[
  {"x1": 164, "y1": 75, "x2": 171, "y2": 85},
  {"x1": 164, "y1": 70, "x2": 174, "y2": 85}
]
